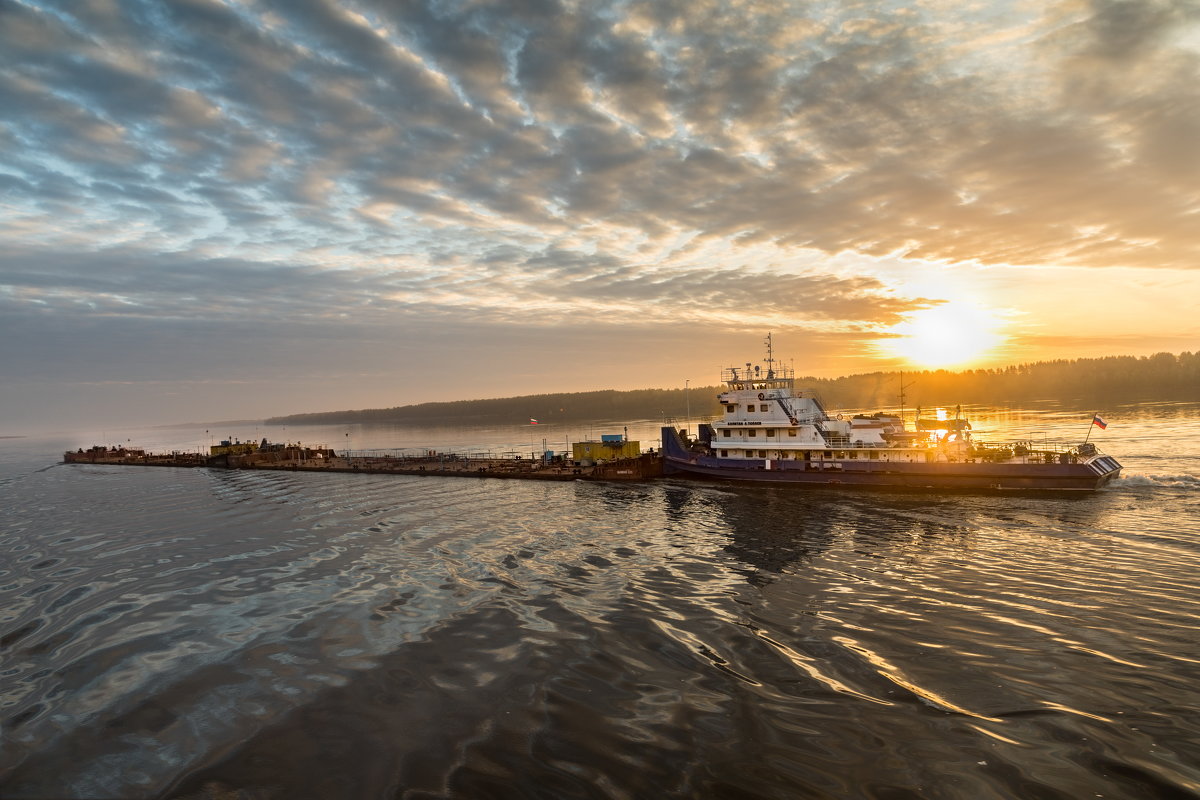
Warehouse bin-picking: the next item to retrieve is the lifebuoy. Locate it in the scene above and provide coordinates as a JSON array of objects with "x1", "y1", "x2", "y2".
[
  {"x1": 758, "y1": 393, "x2": 766, "y2": 400},
  {"x1": 836, "y1": 414, "x2": 843, "y2": 420}
]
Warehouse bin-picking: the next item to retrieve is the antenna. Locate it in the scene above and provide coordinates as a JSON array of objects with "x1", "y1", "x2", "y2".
[
  {"x1": 764, "y1": 332, "x2": 774, "y2": 372},
  {"x1": 898, "y1": 371, "x2": 917, "y2": 420}
]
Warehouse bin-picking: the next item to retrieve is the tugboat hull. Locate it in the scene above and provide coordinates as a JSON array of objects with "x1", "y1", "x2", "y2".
[{"x1": 661, "y1": 427, "x2": 1121, "y2": 492}]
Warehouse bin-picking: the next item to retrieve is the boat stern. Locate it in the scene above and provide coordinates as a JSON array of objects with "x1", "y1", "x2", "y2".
[{"x1": 1085, "y1": 454, "x2": 1123, "y2": 488}]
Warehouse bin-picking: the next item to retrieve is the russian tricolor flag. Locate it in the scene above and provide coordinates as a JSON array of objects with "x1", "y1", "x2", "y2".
[{"x1": 1092, "y1": 414, "x2": 1108, "y2": 429}]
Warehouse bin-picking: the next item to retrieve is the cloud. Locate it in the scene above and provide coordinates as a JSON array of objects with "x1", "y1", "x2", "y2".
[
  {"x1": 0, "y1": 240, "x2": 926, "y2": 332},
  {"x1": 7, "y1": 0, "x2": 1197, "y2": 269}
]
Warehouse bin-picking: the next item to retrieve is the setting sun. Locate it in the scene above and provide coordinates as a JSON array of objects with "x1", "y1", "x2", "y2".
[{"x1": 881, "y1": 302, "x2": 1005, "y2": 369}]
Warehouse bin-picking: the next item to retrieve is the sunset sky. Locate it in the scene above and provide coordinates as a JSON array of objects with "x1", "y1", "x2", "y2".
[{"x1": 2, "y1": 0, "x2": 1198, "y2": 430}]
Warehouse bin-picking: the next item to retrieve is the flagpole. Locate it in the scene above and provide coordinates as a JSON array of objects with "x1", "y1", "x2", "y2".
[
  {"x1": 685, "y1": 379, "x2": 691, "y2": 435},
  {"x1": 1084, "y1": 412, "x2": 1096, "y2": 444}
]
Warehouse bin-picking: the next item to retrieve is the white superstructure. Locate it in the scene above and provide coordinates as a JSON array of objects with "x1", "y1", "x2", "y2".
[{"x1": 707, "y1": 335, "x2": 969, "y2": 465}]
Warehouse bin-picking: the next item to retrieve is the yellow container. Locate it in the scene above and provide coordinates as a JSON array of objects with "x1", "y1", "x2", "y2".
[{"x1": 572, "y1": 440, "x2": 640, "y2": 462}]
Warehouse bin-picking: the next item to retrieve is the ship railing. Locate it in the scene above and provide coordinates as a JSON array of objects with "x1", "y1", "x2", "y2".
[
  {"x1": 821, "y1": 433, "x2": 916, "y2": 448},
  {"x1": 970, "y1": 439, "x2": 1096, "y2": 455},
  {"x1": 721, "y1": 364, "x2": 795, "y2": 385},
  {"x1": 966, "y1": 439, "x2": 1103, "y2": 462}
]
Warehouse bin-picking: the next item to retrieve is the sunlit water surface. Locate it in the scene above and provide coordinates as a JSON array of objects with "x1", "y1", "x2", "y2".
[{"x1": 2, "y1": 403, "x2": 1198, "y2": 799}]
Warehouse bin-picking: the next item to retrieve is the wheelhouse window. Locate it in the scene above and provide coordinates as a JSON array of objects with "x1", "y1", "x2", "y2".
[
  {"x1": 788, "y1": 428, "x2": 797, "y2": 437},
  {"x1": 726, "y1": 405, "x2": 737, "y2": 413}
]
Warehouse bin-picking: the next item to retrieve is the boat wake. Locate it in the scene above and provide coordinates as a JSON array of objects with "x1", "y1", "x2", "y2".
[
  {"x1": 1113, "y1": 472, "x2": 1200, "y2": 489},
  {"x1": 0, "y1": 462, "x2": 63, "y2": 490}
]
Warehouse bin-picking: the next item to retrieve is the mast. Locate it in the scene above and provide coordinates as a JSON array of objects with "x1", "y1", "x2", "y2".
[
  {"x1": 898, "y1": 371, "x2": 916, "y2": 421},
  {"x1": 764, "y1": 332, "x2": 775, "y2": 379}
]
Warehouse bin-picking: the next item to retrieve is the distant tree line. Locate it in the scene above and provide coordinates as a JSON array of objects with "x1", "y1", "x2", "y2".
[
  {"x1": 266, "y1": 388, "x2": 711, "y2": 427},
  {"x1": 801, "y1": 351, "x2": 1200, "y2": 410},
  {"x1": 265, "y1": 351, "x2": 1199, "y2": 426}
]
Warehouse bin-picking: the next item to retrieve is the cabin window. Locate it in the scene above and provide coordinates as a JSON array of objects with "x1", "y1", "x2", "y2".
[
  {"x1": 870, "y1": 451, "x2": 880, "y2": 459},
  {"x1": 721, "y1": 429, "x2": 731, "y2": 436},
  {"x1": 760, "y1": 404, "x2": 769, "y2": 412},
  {"x1": 748, "y1": 429, "x2": 757, "y2": 437},
  {"x1": 758, "y1": 450, "x2": 767, "y2": 458},
  {"x1": 788, "y1": 428, "x2": 797, "y2": 437},
  {"x1": 766, "y1": 429, "x2": 776, "y2": 437},
  {"x1": 720, "y1": 450, "x2": 728, "y2": 457},
  {"x1": 824, "y1": 451, "x2": 832, "y2": 459},
  {"x1": 726, "y1": 404, "x2": 737, "y2": 413},
  {"x1": 848, "y1": 451, "x2": 857, "y2": 459}
]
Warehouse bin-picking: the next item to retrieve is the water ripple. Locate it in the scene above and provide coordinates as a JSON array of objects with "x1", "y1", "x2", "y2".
[{"x1": 3, "y1": 432, "x2": 1200, "y2": 798}]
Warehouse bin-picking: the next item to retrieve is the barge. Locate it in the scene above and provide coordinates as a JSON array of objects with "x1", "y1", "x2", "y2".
[{"x1": 63, "y1": 441, "x2": 662, "y2": 482}]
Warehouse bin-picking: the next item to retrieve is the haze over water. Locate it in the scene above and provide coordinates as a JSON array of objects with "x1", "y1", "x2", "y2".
[{"x1": 2, "y1": 402, "x2": 1199, "y2": 799}]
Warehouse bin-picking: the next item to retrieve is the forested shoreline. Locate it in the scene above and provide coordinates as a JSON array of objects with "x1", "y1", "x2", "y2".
[{"x1": 266, "y1": 352, "x2": 1199, "y2": 426}]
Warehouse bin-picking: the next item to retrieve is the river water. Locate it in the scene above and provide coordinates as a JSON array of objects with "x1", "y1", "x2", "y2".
[{"x1": 2, "y1": 402, "x2": 1198, "y2": 799}]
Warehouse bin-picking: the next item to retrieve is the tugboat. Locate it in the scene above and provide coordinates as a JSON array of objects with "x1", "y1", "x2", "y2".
[{"x1": 661, "y1": 335, "x2": 1122, "y2": 491}]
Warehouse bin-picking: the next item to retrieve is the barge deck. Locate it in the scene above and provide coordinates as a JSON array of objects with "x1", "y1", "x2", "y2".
[{"x1": 62, "y1": 446, "x2": 663, "y2": 482}]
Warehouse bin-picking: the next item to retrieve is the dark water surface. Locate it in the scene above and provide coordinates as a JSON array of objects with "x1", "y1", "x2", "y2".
[{"x1": 3, "y1": 405, "x2": 1199, "y2": 799}]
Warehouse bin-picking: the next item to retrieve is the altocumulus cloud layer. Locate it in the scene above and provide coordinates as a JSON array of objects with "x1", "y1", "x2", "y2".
[{"x1": 1, "y1": 0, "x2": 1198, "y2": 425}]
